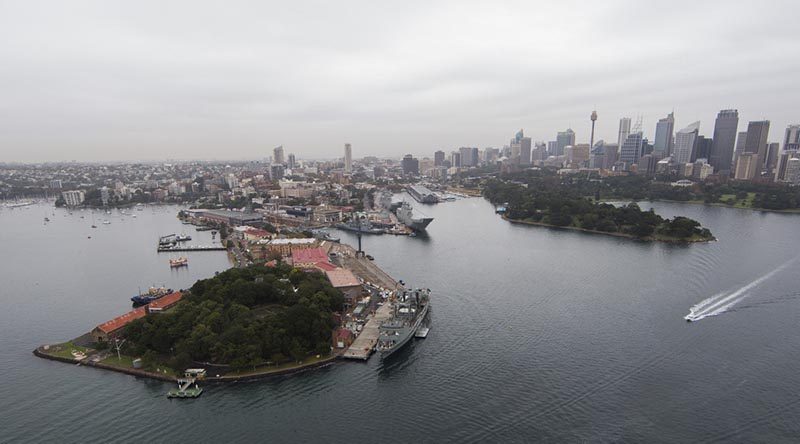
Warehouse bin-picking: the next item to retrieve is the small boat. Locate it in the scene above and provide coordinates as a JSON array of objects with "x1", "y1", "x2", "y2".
[
  {"x1": 102, "y1": 220, "x2": 111, "y2": 225},
  {"x1": 169, "y1": 257, "x2": 189, "y2": 268},
  {"x1": 44, "y1": 217, "x2": 50, "y2": 222},
  {"x1": 91, "y1": 225, "x2": 97, "y2": 229},
  {"x1": 415, "y1": 327, "x2": 430, "y2": 338}
]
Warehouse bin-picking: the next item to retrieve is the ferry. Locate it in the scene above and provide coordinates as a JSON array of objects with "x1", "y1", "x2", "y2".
[{"x1": 169, "y1": 257, "x2": 189, "y2": 268}]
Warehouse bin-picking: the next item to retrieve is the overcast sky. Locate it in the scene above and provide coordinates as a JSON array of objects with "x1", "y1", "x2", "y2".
[{"x1": 1, "y1": 0, "x2": 798, "y2": 162}]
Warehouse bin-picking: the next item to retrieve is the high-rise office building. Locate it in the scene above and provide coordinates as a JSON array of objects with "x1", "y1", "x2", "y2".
[
  {"x1": 287, "y1": 153, "x2": 296, "y2": 170},
  {"x1": 547, "y1": 141, "x2": 558, "y2": 155},
  {"x1": 604, "y1": 143, "x2": 619, "y2": 169},
  {"x1": 520, "y1": 137, "x2": 532, "y2": 165},
  {"x1": 434, "y1": 150, "x2": 445, "y2": 167},
  {"x1": 765, "y1": 142, "x2": 780, "y2": 174},
  {"x1": 734, "y1": 153, "x2": 759, "y2": 180},
  {"x1": 344, "y1": 143, "x2": 352, "y2": 173},
  {"x1": 735, "y1": 131, "x2": 748, "y2": 154},
  {"x1": 459, "y1": 147, "x2": 475, "y2": 167},
  {"x1": 709, "y1": 109, "x2": 739, "y2": 176},
  {"x1": 653, "y1": 112, "x2": 675, "y2": 158},
  {"x1": 555, "y1": 129, "x2": 575, "y2": 157},
  {"x1": 673, "y1": 122, "x2": 700, "y2": 165},
  {"x1": 619, "y1": 131, "x2": 644, "y2": 166},
  {"x1": 783, "y1": 124, "x2": 800, "y2": 151},
  {"x1": 401, "y1": 154, "x2": 419, "y2": 175},
  {"x1": 273, "y1": 145, "x2": 285, "y2": 165},
  {"x1": 695, "y1": 136, "x2": 712, "y2": 161},
  {"x1": 450, "y1": 151, "x2": 461, "y2": 168},
  {"x1": 744, "y1": 120, "x2": 770, "y2": 176},
  {"x1": 618, "y1": 117, "x2": 632, "y2": 148}
]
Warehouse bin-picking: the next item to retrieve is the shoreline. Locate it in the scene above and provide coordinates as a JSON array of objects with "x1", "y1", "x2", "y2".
[
  {"x1": 33, "y1": 345, "x2": 341, "y2": 383},
  {"x1": 600, "y1": 197, "x2": 800, "y2": 215},
  {"x1": 501, "y1": 214, "x2": 713, "y2": 244}
]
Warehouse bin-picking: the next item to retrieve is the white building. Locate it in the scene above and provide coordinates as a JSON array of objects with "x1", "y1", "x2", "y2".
[
  {"x1": 62, "y1": 190, "x2": 85, "y2": 206},
  {"x1": 344, "y1": 143, "x2": 352, "y2": 173},
  {"x1": 673, "y1": 122, "x2": 700, "y2": 165}
]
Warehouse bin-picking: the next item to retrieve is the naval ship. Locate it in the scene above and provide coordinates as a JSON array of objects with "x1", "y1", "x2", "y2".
[
  {"x1": 376, "y1": 288, "x2": 430, "y2": 358},
  {"x1": 395, "y1": 201, "x2": 434, "y2": 232}
]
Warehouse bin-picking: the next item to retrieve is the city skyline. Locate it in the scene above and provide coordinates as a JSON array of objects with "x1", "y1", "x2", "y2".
[{"x1": 1, "y1": 1, "x2": 798, "y2": 162}]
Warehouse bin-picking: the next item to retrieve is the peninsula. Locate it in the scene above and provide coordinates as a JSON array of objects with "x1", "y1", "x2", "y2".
[{"x1": 484, "y1": 172, "x2": 715, "y2": 243}]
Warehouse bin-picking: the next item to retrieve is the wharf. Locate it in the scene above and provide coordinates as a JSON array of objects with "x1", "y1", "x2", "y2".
[
  {"x1": 331, "y1": 243, "x2": 398, "y2": 290},
  {"x1": 157, "y1": 245, "x2": 226, "y2": 252},
  {"x1": 343, "y1": 301, "x2": 394, "y2": 360}
]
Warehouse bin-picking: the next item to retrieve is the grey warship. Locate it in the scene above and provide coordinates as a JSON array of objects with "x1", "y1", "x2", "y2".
[
  {"x1": 376, "y1": 288, "x2": 431, "y2": 358},
  {"x1": 395, "y1": 201, "x2": 434, "y2": 232}
]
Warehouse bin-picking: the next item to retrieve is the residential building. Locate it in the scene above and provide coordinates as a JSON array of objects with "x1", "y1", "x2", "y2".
[
  {"x1": 273, "y1": 145, "x2": 285, "y2": 164},
  {"x1": 344, "y1": 143, "x2": 352, "y2": 173},
  {"x1": 62, "y1": 190, "x2": 85, "y2": 206}
]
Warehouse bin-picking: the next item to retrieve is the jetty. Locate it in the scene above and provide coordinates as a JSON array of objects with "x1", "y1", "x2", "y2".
[
  {"x1": 157, "y1": 245, "x2": 226, "y2": 252},
  {"x1": 343, "y1": 300, "x2": 394, "y2": 360}
]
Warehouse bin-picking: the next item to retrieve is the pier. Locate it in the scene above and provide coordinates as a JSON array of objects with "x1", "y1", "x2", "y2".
[
  {"x1": 343, "y1": 301, "x2": 394, "y2": 360},
  {"x1": 157, "y1": 245, "x2": 226, "y2": 252}
]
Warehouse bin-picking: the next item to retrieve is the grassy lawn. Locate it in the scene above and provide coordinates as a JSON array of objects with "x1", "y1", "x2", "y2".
[
  {"x1": 226, "y1": 353, "x2": 333, "y2": 377},
  {"x1": 719, "y1": 192, "x2": 755, "y2": 208},
  {"x1": 44, "y1": 341, "x2": 89, "y2": 359}
]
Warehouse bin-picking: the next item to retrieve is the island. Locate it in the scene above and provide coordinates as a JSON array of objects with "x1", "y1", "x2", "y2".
[{"x1": 484, "y1": 172, "x2": 715, "y2": 243}]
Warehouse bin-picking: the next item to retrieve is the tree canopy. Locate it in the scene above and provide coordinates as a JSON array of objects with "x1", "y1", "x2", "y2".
[
  {"x1": 125, "y1": 264, "x2": 344, "y2": 370},
  {"x1": 484, "y1": 171, "x2": 714, "y2": 242}
]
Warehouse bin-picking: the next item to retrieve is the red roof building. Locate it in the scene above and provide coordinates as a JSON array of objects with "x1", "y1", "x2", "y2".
[
  {"x1": 91, "y1": 307, "x2": 147, "y2": 343},
  {"x1": 292, "y1": 247, "x2": 330, "y2": 266},
  {"x1": 147, "y1": 291, "x2": 183, "y2": 313}
]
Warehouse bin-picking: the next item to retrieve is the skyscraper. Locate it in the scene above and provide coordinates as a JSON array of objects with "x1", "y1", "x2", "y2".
[
  {"x1": 673, "y1": 122, "x2": 700, "y2": 165},
  {"x1": 434, "y1": 150, "x2": 445, "y2": 167},
  {"x1": 287, "y1": 153, "x2": 296, "y2": 170},
  {"x1": 744, "y1": 120, "x2": 770, "y2": 175},
  {"x1": 401, "y1": 154, "x2": 419, "y2": 175},
  {"x1": 694, "y1": 136, "x2": 712, "y2": 161},
  {"x1": 520, "y1": 137, "x2": 532, "y2": 165},
  {"x1": 765, "y1": 142, "x2": 780, "y2": 173},
  {"x1": 709, "y1": 109, "x2": 739, "y2": 176},
  {"x1": 653, "y1": 112, "x2": 675, "y2": 158},
  {"x1": 618, "y1": 117, "x2": 631, "y2": 148},
  {"x1": 783, "y1": 124, "x2": 800, "y2": 151},
  {"x1": 555, "y1": 129, "x2": 575, "y2": 157},
  {"x1": 619, "y1": 131, "x2": 643, "y2": 166},
  {"x1": 344, "y1": 143, "x2": 352, "y2": 173},
  {"x1": 459, "y1": 147, "x2": 476, "y2": 167},
  {"x1": 273, "y1": 145, "x2": 285, "y2": 164}
]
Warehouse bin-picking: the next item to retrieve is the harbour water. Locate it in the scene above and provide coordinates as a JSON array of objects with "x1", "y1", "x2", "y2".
[{"x1": 2, "y1": 198, "x2": 800, "y2": 442}]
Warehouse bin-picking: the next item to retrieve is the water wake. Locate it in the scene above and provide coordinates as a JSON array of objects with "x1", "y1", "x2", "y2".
[{"x1": 685, "y1": 259, "x2": 797, "y2": 322}]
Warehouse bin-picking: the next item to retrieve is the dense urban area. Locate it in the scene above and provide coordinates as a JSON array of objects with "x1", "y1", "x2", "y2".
[{"x1": 14, "y1": 109, "x2": 800, "y2": 392}]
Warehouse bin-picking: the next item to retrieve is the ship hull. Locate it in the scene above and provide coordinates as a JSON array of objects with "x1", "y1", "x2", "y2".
[{"x1": 380, "y1": 303, "x2": 429, "y2": 358}]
